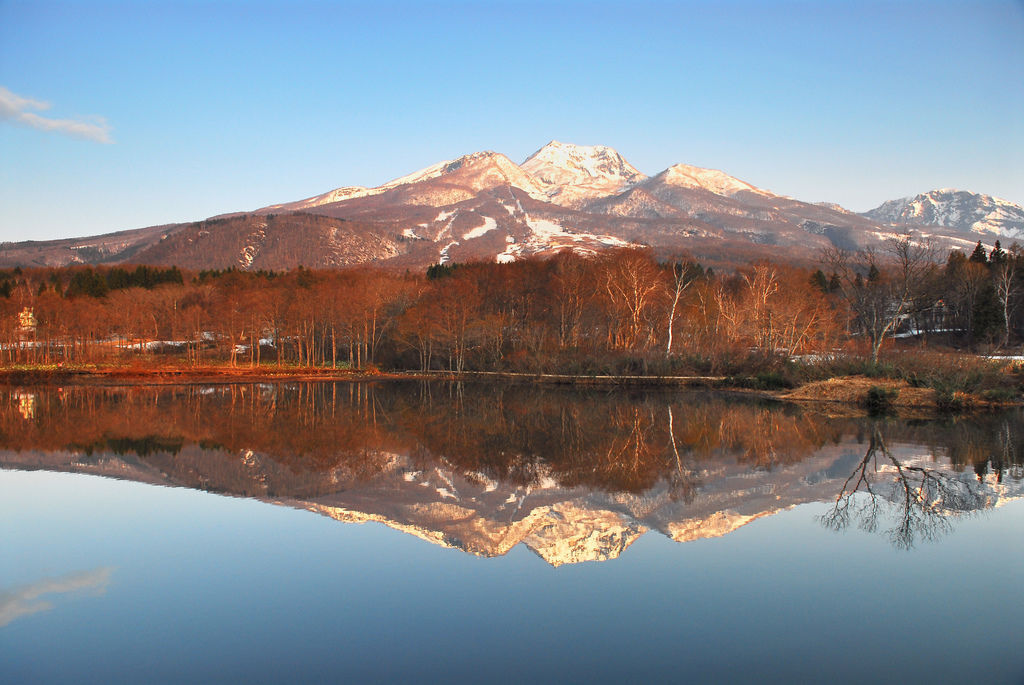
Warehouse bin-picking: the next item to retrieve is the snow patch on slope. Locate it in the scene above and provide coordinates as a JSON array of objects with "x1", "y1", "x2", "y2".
[
  {"x1": 463, "y1": 216, "x2": 498, "y2": 240},
  {"x1": 496, "y1": 218, "x2": 631, "y2": 264},
  {"x1": 528, "y1": 218, "x2": 570, "y2": 241},
  {"x1": 439, "y1": 241, "x2": 459, "y2": 264},
  {"x1": 525, "y1": 218, "x2": 629, "y2": 249},
  {"x1": 238, "y1": 220, "x2": 268, "y2": 270}
]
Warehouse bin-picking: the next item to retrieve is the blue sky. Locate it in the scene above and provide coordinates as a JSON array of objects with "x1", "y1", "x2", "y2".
[{"x1": 1, "y1": 0, "x2": 1021, "y2": 241}]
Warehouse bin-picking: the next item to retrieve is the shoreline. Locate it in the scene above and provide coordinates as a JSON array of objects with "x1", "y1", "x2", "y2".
[
  {"x1": 0, "y1": 364, "x2": 1018, "y2": 414},
  {"x1": 0, "y1": 365, "x2": 731, "y2": 386}
]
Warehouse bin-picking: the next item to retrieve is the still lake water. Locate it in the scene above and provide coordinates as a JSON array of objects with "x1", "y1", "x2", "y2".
[{"x1": 2, "y1": 381, "x2": 1023, "y2": 684}]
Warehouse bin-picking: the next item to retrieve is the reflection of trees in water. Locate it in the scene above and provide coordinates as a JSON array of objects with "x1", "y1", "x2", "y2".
[
  {"x1": 667, "y1": 406, "x2": 698, "y2": 503},
  {"x1": 1, "y1": 383, "x2": 1022, "y2": 503},
  {"x1": 821, "y1": 422, "x2": 994, "y2": 549},
  {"x1": 396, "y1": 387, "x2": 838, "y2": 494},
  {"x1": 0, "y1": 383, "x2": 404, "y2": 498},
  {"x1": 949, "y1": 418, "x2": 1023, "y2": 485}
]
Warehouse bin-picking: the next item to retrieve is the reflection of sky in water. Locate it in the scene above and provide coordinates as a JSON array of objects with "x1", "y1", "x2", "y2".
[
  {"x1": 3, "y1": 468, "x2": 1024, "y2": 684},
  {"x1": 0, "y1": 567, "x2": 112, "y2": 628}
]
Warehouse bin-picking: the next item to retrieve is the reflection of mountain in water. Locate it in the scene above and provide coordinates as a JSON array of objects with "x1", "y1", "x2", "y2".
[
  {"x1": 286, "y1": 443, "x2": 1023, "y2": 565},
  {"x1": 2, "y1": 383, "x2": 1022, "y2": 564}
]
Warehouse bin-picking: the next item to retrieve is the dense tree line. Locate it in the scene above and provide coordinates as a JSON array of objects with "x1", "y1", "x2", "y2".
[
  {"x1": 821, "y1": 239, "x2": 1024, "y2": 358},
  {"x1": 2, "y1": 241, "x2": 1023, "y2": 370}
]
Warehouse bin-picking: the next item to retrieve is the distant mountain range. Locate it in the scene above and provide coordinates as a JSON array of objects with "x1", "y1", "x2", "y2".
[
  {"x1": 3, "y1": 141, "x2": 1021, "y2": 270},
  {"x1": 862, "y1": 188, "x2": 1024, "y2": 238}
]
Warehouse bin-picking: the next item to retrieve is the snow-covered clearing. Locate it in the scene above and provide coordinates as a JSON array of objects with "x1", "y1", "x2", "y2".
[
  {"x1": 495, "y1": 219, "x2": 631, "y2": 263},
  {"x1": 462, "y1": 216, "x2": 497, "y2": 240},
  {"x1": 439, "y1": 241, "x2": 459, "y2": 264}
]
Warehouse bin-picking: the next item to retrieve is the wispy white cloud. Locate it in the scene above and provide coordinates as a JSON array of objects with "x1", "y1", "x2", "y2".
[
  {"x1": 0, "y1": 86, "x2": 113, "y2": 144},
  {"x1": 0, "y1": 567, "x2": 114, "y2": 627}
]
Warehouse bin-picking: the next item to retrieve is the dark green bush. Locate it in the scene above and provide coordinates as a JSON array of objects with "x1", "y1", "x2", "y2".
[
  {"x1": 861, "y1": 385, "x2": 899, "y2": 415},
  {"x1": 935, "y1": 388, "x2": 966, "y2": 413},
  {"x1": 862, "y1": 362, "x2": 899, "y2": 379},
  {"x1": 981, "y1": 387, "x2": 1019, "y2": 403},
  {"x1": 731, "y1": 370, "x2": 795, "y2": 390}
]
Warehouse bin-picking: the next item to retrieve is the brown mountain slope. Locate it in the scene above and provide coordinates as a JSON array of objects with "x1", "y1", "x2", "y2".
[
  {"x1": 0, "y1": 223, "x2": 183, "y2": 269},
  {"x1": 128, "y1": 213, "x2": 409, "y2": 270}
]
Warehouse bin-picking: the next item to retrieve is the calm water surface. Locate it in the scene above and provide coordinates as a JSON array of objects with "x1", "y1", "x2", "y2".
[{"x1": 2, "y1": 382, "x2": 1023, "y2": 684}]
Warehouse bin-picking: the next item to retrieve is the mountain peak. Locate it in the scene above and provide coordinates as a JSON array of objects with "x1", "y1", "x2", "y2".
[
  {"x1": 520, "y1": 141, "x2": 646, "y2": 208},
  {"x1": 263, "y1": 149, "x2": 549, "y2": 213},
  {"x1": 379, "y1": 149, "x2": 505, "y2": 188},
  {"x1": 531, "y1": 139, "x2": 625, "y2": 158},
  {"x1": 658, "y1": 163, "x2": 766, "y2": 197},
  {"x1": 522, "y1": 141, "x2": 645, "y2": 183}
]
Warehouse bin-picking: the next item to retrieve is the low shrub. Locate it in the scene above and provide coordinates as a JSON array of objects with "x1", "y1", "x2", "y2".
[
  {"x1": 934, "y1": 388, "x2": 969, "y2": 413},
  {"x1": 732, "y1": 370, "x2": 796, "y2": 391},
  {"x1": 981, "y1": 387, "x2": 1019, "y2": 403},
  {"x1": 863, "y1": 362, "x2": 899, "y2": 379},
  {"x1": 806, "y1": 357, "x2": 901, "y2": 382},
  {"x1": 861, "y1": 385, "x2": 899, "y2": 415},
  {"x1": 888, "y1": 350, "x2": 1004, "y2": 395}
]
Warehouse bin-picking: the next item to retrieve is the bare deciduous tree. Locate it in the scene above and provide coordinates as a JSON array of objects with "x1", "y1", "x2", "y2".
[
  {"x1": 665, "y1": 258, "x2": 698, "y2": 358},
  {"x1": 993, "y1": 243, "x2": 1021, "y2": 348},
  {"x1": 823, "y1": 233, "x2": 936, "y2": 363}
]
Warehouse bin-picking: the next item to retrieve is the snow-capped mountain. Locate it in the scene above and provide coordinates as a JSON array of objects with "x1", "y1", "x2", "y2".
[
  {"x1": 584, "y1": 161, "x2": 893, "y2": 252},
  {"x1": 520, "y1": 140, "x2": 647, "y2": 208},
  {"x1": 584, "y1": 162, "x2": 777, "y2": 219},
  {"x1": 2, "y1": 141, "x2": 1015, "y2": 270},
  {"x1": 654, "y1": 162, "x2": 771, "y2": 197},
  {"x1": 862, "y1": 189, "x2": 1024, "y2": 239},
  {"x1": 264, "y1": 150, "x2": 550, "y2": 212}
]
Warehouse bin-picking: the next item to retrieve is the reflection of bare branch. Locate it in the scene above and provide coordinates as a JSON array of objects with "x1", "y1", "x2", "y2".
[
  {"x1": 887, "y1": 458, "x2": 951, "y2": 548},
  {"x1": 821, "y1": 428, "x2": 880, "y2": 535},
  {"x1": 821, "y1": 423, "x2": 989, "y2": 549},
  {"x1": 598, "y1": 406, "x2": 656, "y2": 485}
]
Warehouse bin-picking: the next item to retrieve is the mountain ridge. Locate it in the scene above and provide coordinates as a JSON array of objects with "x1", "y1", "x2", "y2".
[
  {"x1": 861, "y1": 188, "x2": 1024, "y2": 238},
  {"x1": 2, "y1": 142, "x2": 1020, "y2": 270}
]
